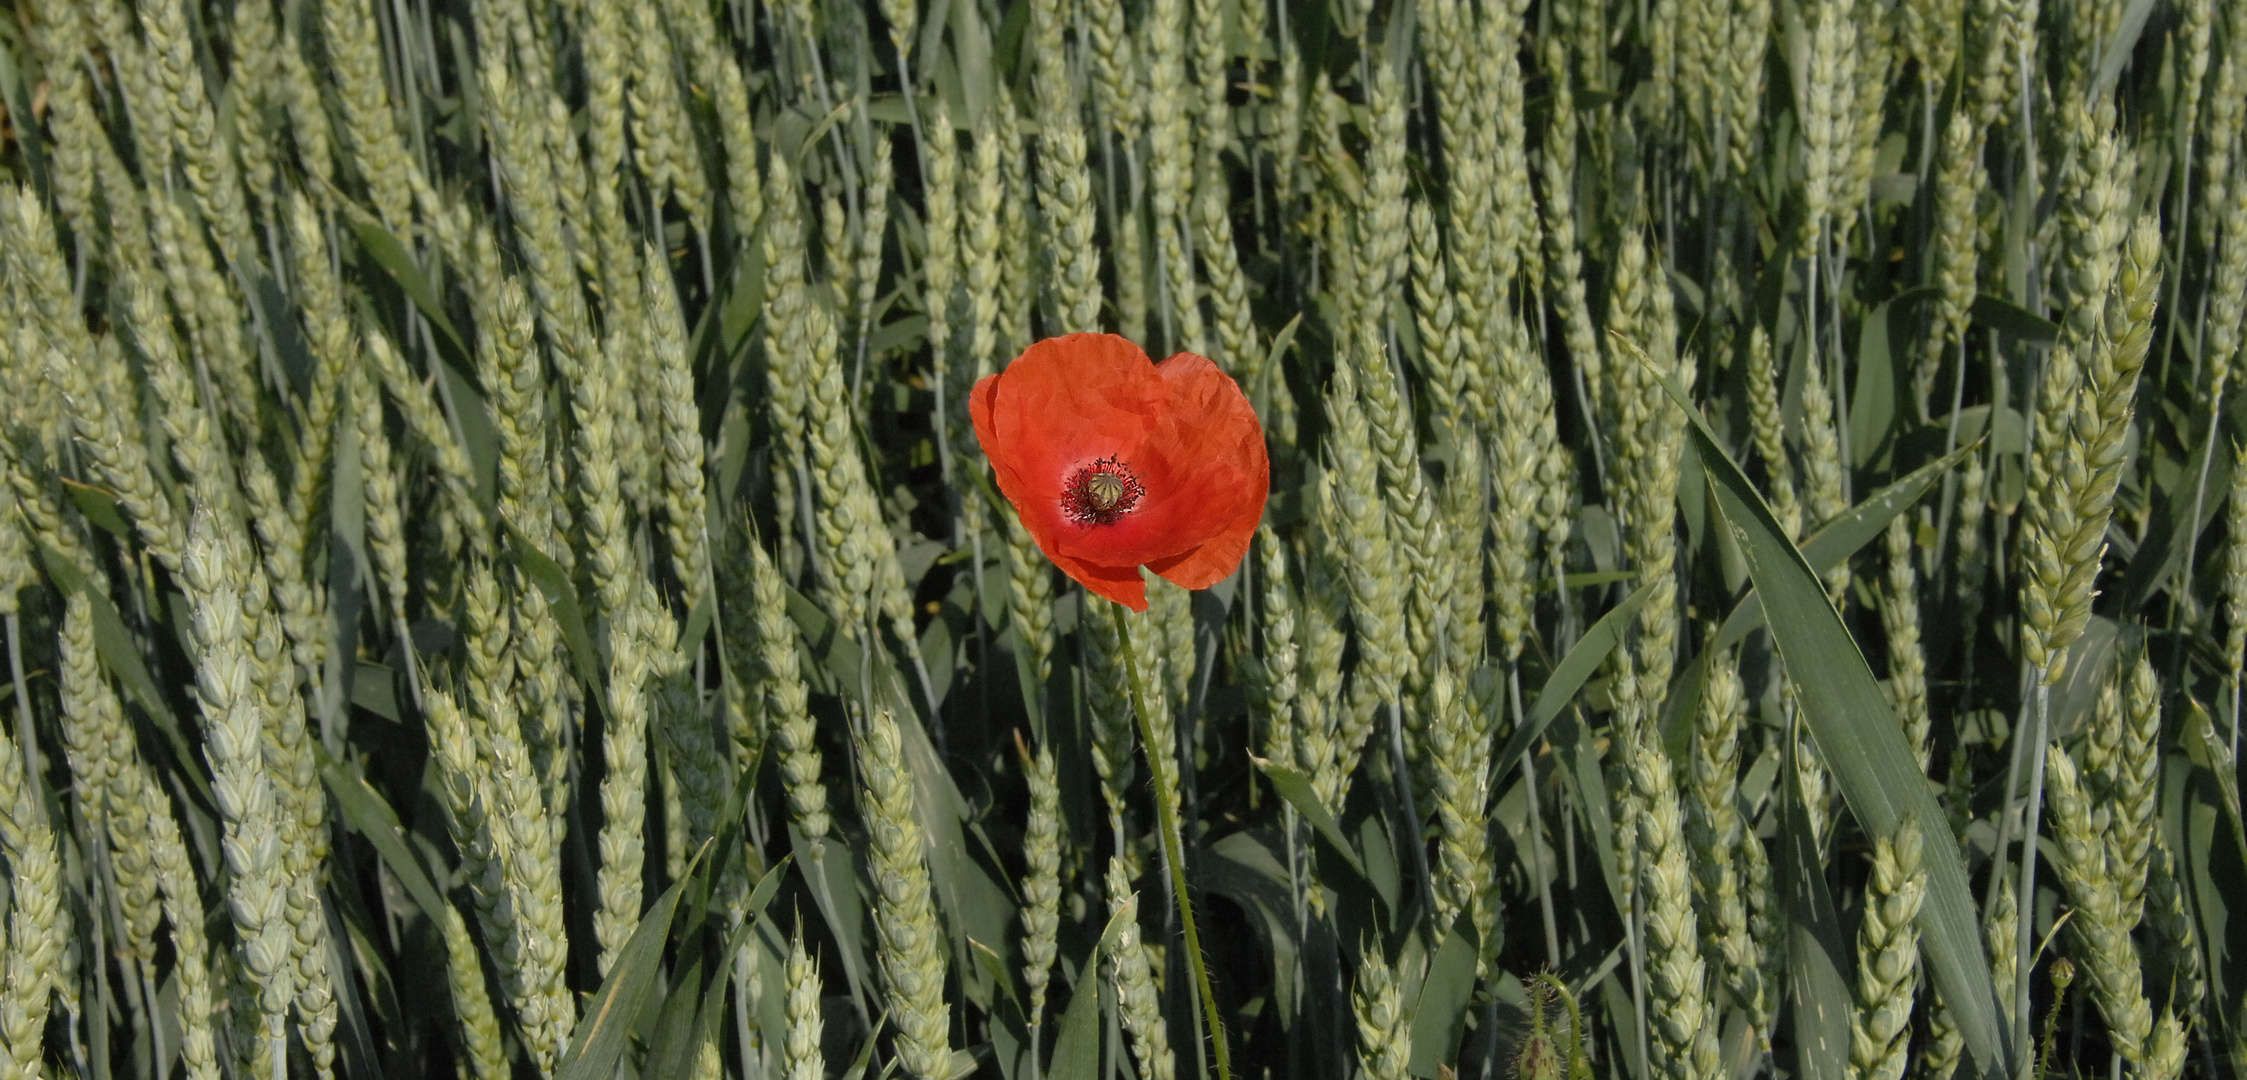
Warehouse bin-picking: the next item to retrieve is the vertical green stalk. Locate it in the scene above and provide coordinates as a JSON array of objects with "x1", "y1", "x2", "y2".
[
  {"x1": 1514, "y1": 667, "x2": 1561, "y2": 967},
  {"x1": 1115, "y1": 607, "x2": 1232, "y2": 1080},
  {"x1": 2012, "y1": 679, "x2": 2049, "y2": 1056},
  {"x1": 2229, "y1": 439, "x2": 2247, "y2": 757}
]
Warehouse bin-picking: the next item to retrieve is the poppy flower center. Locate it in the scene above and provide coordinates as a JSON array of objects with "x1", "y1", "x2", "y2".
[{"x1": 1062, "y1": 457, "x2": 1145, "y2": 525}]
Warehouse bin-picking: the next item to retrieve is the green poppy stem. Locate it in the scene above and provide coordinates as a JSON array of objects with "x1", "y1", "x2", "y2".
[{"x1": 1116, "y1": 607, "x2": 1233, "y2": 1080}]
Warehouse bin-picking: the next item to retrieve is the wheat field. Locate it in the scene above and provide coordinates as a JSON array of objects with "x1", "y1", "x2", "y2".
[{"x1": 0, "y1": 0, "x2": 2240, "y2": 1076}]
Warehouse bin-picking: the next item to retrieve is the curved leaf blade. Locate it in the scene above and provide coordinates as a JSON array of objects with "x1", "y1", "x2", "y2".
[
  {"x1": 502, "y1": 518, "x2": 604, "y2": 690},
  {"x1": 1779, "y1": 744, "x2": 1851, "y2": 1080},
  {"x1": 1253, "y1": 760, "x2": 1370, "y2": 882},
  {"x1": 321, "y1": 760, "x2": 450, "y2": 921},
  {"x1": 341, "y1": 210, "x2": 477, "y2": 385},
  {"x1": 1712, "y1": 441, "x2": 1979, "y2": 657},
  {"x1": 1655, "y1": 372, "x2": 2014, "y2": 1077},
  {"x1": 555, "y1": 843, "x2": 711, "y2": 1080},
  {"x1": 1494, "y1": 579, "x2": 1655, "y2": 777},
  {"x1": 1047, "y1": 898, "x2": 1137, "y2": 1080}
]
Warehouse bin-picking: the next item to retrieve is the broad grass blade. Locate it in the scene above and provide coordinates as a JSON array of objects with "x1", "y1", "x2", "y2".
[
  {"x1": 1967, "y1": 294, "x2": 2057, "y2": 345},
  {"x1": 1779, "y1": 745, "x2": 1850, "y2": 1080},
  {"x1": 1407, "y1": 914, "x2": 1480, "y2": 1076},
  {"x1": 2117, "y1": 430, "x2": 2232, "y2": 612},
  {"x1": 502, "y1": 518, "x2": 604, "y2": 689},
  {"x1": 2184, "y1": 701, "x2": 2247, "y2": 870},
  {"x1": 2092, "y1": 0, "x2": 2157, "y2": 93},
  {"x1": 1266, "y1": 313, "x2": 1304, "y2": 373},
  {"x1": 555, "y1": 844, "x2": 709, "y2": 1080},
  {"x1": 1254, "y1": 760, "x2": 1371, "y2": 882},
  {"x1": 321, "y1": 760, "x2": 450, "y2": 920},
  {"x1": 61, "y1": 480, "x2": 131, "y2": 537},
  {"x1": 1048, "y1": 900, "x2": 1138, "y2": 1080},
  {"x1": 434, "y1": 359, "x2": 499, "y2": 510},
  {"x1": 1845, "y1": 298, "x2": 1896, "y2": 467},
  {"x1": 1203, "y1": 833, "x2": 1302, "y2": 1019},
  {"x1": 739, "y1": 854, "x2": 793, "y2": 925},
  {"x1": 1551, "y1": 709, "x2": 1625, "y2": 917},
  {"x1": 1711, "y1": 441, "x2": 1977, "y2": 656},
  {"x1": 342, "y1": 211, "x2": 477, "y2": 380},
  {"x1": 1495, "y1": 579, "x2": 1655, "y2": 776},
  {"x1": 1656, "y1": 373, "x2": 2015, "y2": 1077},
  {"x1": 646, "y1": 952, "x2": 718, "y2": 1078},
  {"x1": 795, "y1": 827, "x2": 875, "y2": 1019}
]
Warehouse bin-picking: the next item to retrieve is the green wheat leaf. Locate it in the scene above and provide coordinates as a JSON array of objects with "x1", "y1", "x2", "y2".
[{"x1": 1656, "y1": 370, "x2": 2015, "y2": 1077}]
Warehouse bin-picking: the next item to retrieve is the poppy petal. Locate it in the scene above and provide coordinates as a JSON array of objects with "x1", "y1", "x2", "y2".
[
  {"x1": 1045, "y1": 352, "x2": 1267, "y2": 570},
  {"x1": 973, "y1": 334, "x2": 1265, "y2": 604},
  {"x1": 1146, "y1": 494, "x2": 1261, "y2": 590},
  {"x1": 972, "y1": 334, "x2": 1164, "y2": 487},
  {"x1": 1135, "y1": 352, "x2": 1269, "y2": 552},
  {"x1": 992, "y1": 470, "x2": 1154, "y2": 612},
  {"x1": 972, "y1": 335, "x2": 1171, "y2": 568},
  {"x1": 1051, "y1": 551, "x2": 1149, "y2": 611}
]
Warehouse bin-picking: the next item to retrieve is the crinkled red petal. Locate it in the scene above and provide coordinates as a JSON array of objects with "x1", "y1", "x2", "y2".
[
  {"x1": 971, "y1": 333, "x2": 1165, "y2": 563},
  {"x1": 1052, "y1": 551, "x2": 1149, "y2": 611},
  {"x1": 971, "y1": 334, "x2": 1266, "y2": 604}
]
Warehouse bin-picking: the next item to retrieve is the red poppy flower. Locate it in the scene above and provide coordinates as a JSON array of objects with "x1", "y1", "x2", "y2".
[{"x1": 969, "y1": 333, "x2": 1268, "y2": 612}]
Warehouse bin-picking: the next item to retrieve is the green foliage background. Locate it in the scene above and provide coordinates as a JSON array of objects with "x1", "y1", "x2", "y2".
[{"x1": 0, "y1": 0, "x2": 2241, "y2": 1076}]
